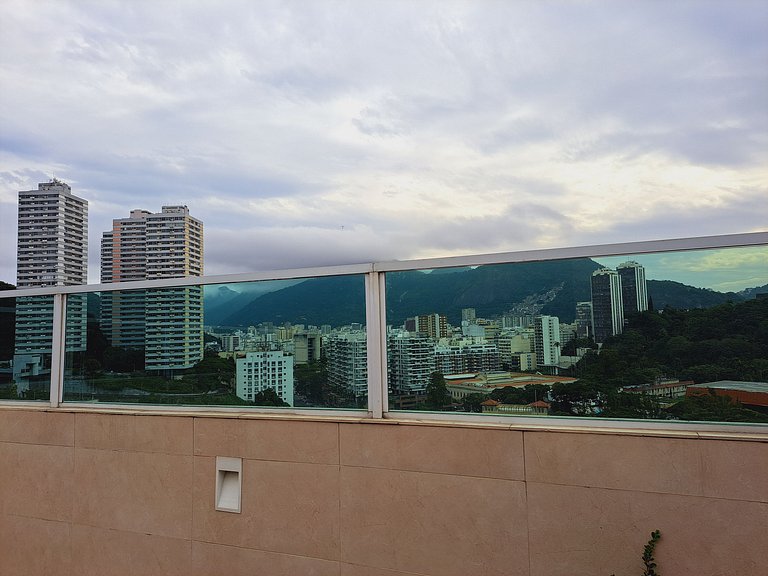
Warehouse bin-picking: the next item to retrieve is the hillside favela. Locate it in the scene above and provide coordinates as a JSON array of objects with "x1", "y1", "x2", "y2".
[{"x1": 1, "y1": 181, "x2": 767, "y2": 424}]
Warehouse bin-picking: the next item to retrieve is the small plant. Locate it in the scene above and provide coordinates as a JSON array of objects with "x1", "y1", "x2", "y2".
[
  {"x1": 642, "y1": 530, "x2": 662, "y2": 576},
  {"x1": 610, "y1": 530, "x2": 662, "y2": 576}
]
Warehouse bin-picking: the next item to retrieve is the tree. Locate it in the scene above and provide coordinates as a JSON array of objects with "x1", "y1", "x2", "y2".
[
  {"x1": 462, "y1": 393, "x2": 488, "y2": 413},
  {"x1": 294, "y1": 358, "x2": 328, "y2": 404},
  {"x1": 425, "y1": 371, "x2": 451, "y2": 410},
  {"x1": 252, "y1": 387, "x2": 289, "y2": 407},
  {"x1": 83, "y1": 358, "x2": 103, "y2": 379}
]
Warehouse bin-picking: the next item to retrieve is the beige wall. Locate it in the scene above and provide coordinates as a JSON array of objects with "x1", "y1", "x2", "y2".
[{"x1": 0, "y1": 407, "x2": 766, "y2": 576}]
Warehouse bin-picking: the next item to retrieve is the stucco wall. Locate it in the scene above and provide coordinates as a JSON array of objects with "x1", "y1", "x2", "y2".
[{"x1": 0, "y1": 407, "x2": 766, "y2": 575}]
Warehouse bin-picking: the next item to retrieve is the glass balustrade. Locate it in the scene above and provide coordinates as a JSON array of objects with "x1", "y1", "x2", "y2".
[
  {"x1": 0, "y1": 294, "x2": 54, "y2": 401},
  {"x1": 62, "y1": 275, "x2": 367, "y2": 409},
  {"x1": 384, "y1": 244, "x2": 768, "y2": 424}
]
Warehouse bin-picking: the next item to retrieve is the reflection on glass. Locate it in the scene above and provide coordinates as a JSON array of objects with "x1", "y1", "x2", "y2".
[
  {"x1": 63, "y1": 275, "x2": 366, "y2": 408},
  {"x1": 385, "y1": 245, "x2": 768, "y2": 424},
  {"x1": 0, "y1": 295, "x2": 53, "y2": 401}
]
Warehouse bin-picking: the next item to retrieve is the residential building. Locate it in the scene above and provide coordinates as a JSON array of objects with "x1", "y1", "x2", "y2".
[
  {"x1": 405, "y1": 313, "x2": 449, "y2": 340},
  {"x1": 575, "y1": 301, "x2": 593, "y2": 338},
  {"x1": 497, "y1": 330, "x2": 533, "y2": 368},
  {"x1": 534, "y1": 315, "x2": 561, "y2": 368},
  {"x1": 434, "y1": 340, "x2": 499, "y2": 375},
  {"x1": 293, "y1": 330, "x2": 323, "y2": 364},
  {"x1": 591, "y1": 268, "x2": 624, "y2": 343},
  {"x1": 14, "y1": 180, "x2": 88, "y2": 391},
  {"x1": 16, "y1": 179, "x2": 88, "y2": 288},
  {"x1": 100, "y1": 206, "x2": 204, "y2": 371},
  {"x1": 326, "y1": 331, "x2": 368, "y2": 398},
  {"x1": 235, "y1": 350, "x2": 294, "y2": 405},
  {"x1": 617, "y1": 261, "x2": 648, "y2": 315},
  {"x1": 388, "y1": 331, "x2": 435, "y2": 395}
]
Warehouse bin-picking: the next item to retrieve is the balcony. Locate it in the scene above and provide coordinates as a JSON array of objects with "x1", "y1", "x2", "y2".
[{"x1": 1, "y1": 232, "x2": 767, "y2": 575}]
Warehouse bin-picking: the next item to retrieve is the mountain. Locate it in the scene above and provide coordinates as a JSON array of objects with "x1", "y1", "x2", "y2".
[
  {"x1": 204, "y1": 280, "x2": 304, "y2": 326},
  {"x1": 386, "y1": 258, "x2": 601, "y2": 325},
  {"x1": 214, "y1": 259, "x2": 757, "y2": 328},
  {"x1": 218, "y1": 259, "x2": 602, "y2": 327},
  {"x1": 219, "y1": 275, "x2": 366, "y2": 327},
  {"x1": 646, "y1": 280, "x2": 743, "y2": 310},
  {"x1": 740, "y1": 284, "x2": 768, "y2": 300}
]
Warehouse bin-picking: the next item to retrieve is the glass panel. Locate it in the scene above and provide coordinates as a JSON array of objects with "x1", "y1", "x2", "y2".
[
  {"x1": 63, "y1": 274, "x2": 366, "y2": 408},
  {"x1": 0, "y1": 294, "x2": 54, "y2": 401},
  {"x1": 385, "y1": 245, "x2": 768, "y2": 424}
]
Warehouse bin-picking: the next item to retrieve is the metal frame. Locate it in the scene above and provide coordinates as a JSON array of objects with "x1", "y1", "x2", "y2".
[{"x1": 1, "y1": 231, "x2": 767, "y2": 433}]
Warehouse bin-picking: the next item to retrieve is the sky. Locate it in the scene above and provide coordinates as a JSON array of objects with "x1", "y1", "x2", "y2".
[{"x1": 1, "y1": 0, "x2": 767, "y2": 287}]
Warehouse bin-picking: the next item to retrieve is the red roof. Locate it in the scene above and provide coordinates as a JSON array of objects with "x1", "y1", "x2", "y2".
[{"x1": 527, "y1": 400, "x2": 551, "y2": 408}]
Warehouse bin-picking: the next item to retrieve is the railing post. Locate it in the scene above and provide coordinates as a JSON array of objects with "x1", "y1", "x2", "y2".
[
  {"x1": 49, "y1": 293, "x2": 66, "y2": 408},
  {"x1": 365, "y1": 271, "x2": 388, "y2": 418}
]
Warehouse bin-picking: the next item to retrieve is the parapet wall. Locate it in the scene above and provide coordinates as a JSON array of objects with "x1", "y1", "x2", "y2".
[{"x1": 0, "y1": 407, "x2": 765, "y2": 575}]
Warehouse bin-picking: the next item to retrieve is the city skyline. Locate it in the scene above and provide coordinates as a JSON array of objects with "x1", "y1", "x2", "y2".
[{"x1": 1, "y1": 1, "x2": 767, "y2": 285}]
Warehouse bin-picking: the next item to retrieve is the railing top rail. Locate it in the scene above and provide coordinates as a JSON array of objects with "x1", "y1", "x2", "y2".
[
  {"x1": 2, "y1": 231, "x2": 766, "y2": 296},
  {"x1": 373, "y1": 232, "x2": 768, "y2": 272}
]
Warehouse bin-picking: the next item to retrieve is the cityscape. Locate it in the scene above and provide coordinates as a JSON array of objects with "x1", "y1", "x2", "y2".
[{"x1": 1, "y1": 180, "x2": 767, "y2": 423}]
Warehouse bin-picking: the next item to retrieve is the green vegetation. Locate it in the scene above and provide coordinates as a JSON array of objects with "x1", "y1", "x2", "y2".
[
  {"x1": 611, "y1": 530, "x2": 662, "y2": 576},
  {"x1": 446, "y1": 298, "x2": 767, "y2": 423},
  {"x1": 294, "y1": 359, "x2": 328, "y2": 404},
  {"x1": 293, "y1": 358, "x2": 357, "y2": 407},
  {"x1": 642, "y1": 530, "x2": 662, "y2": 576},
  {"x1": 553, "y1": 297, "x2": 768, "y2": 422},
  {"x1": 424, "y1": 371, "x2": 452, "y2": 410}
]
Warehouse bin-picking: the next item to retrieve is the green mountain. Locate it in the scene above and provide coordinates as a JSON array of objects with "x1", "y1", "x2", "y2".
[
  {"x1": 219, "y1": 275, "x2": 366, "y2": 327},
  {"x1": 740, "y1": 284, "x2": 768, "y2": 300},
  {"x1": 215, "y1": 258, "x2": 595, "y2": 327},
  {"x1": 215, "y1": 259, "x2": 753, "y2": 328},
  {"x1": 646, "y1": 280, "x2": 743, "y2": 310}
]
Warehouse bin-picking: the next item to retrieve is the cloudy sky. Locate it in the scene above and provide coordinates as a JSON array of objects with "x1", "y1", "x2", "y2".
[{"x1": 1, "y1": 0, "x2": 766, "y2": 286}]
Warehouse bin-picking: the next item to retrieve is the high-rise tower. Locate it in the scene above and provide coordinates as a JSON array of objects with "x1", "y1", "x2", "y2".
[
  {"x1": 617, "y1": 261, "x2": 648, "y2": 315},
  {"x1": 15, "y1": 180, "x2": 88, "y2": 391},
  {"x1": 100, "y1": 206, "x2": 204, "y2": 371},
  {"x1": 590, "y1": 268, "x2": 624, "y2": 344},
  {"x1": 534, "y1": 315, "x2": 561, "y2": 368},
  {"x1": 575, "y1": 301, "x2": 593, "y2": 339},
  {"x1": 17, "y1": 179, "x2": 88, "y2": 288}
]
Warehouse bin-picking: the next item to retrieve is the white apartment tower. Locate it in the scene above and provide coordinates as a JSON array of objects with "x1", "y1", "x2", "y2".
[
  {"x1": 15, "y1": 180, "x2": 88, "y2": 391},
  {"x1": 387, "y1": 331, "x2": 436, "y2": 395},
  {"x1": 534, "y1": 315, "x2": 561, "y2": 368},
  {"x1": 235, "y1": 351, "x2": 294, "y2": 405},
  {"x1": 100, "y1": 206, "x2": 204, "y2": 371},
  {"x1": 326, "y1": 331, "x2": 368, "y2": 398},
  {"x1": 17, "y1": 179, "x2": 88, "y2": 288}
]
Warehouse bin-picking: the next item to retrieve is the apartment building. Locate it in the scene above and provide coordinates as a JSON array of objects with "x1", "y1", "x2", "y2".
[
  {"x1": 100, "y1": 206, "x2": 204, "y2": 371},
  {"x1": 14, "y1": 180, "x2": 88, "y2": 391}
]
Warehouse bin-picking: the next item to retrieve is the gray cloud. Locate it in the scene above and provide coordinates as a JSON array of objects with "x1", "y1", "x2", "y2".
[{"x1": 0, "y1": 0, "x2": 766, "y2": 285}]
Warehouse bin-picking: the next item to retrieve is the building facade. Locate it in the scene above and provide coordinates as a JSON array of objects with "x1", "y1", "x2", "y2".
[
  {"x1": 534, "y1": 315, "x2": 561, "y2": 368},
  {"x1": 293, "y1": 331, "x2": 323, "y2": 365},
  {"x1": 100, "y1": 206, "x2": 204, "y2": 371},
  {"x1": 590, "y1": 268, "x2": 624, "y2": 344},
  {"x1": 387, "y1": 331, "x2": 435, "y2": 395},
  {"x1": 235, "y1": 350, "x2": 294, "y2": 405},
  {"x1": 617, "y1": 261, "x2": 648, "y2": 315},
  {"x1": 575, "y1": 301, "x2": 593, "y2": 339},
  {"x1": 326, "y1": 331, "x2": 368, "y2": 398},
  {"x1": 15, "y1": 180, "x2": 88, "y2": 392}
]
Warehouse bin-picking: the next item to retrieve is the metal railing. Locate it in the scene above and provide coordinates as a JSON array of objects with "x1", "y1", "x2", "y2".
[{"x1": 1, "y1": 231, "x2": 767, "y2": 433}]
